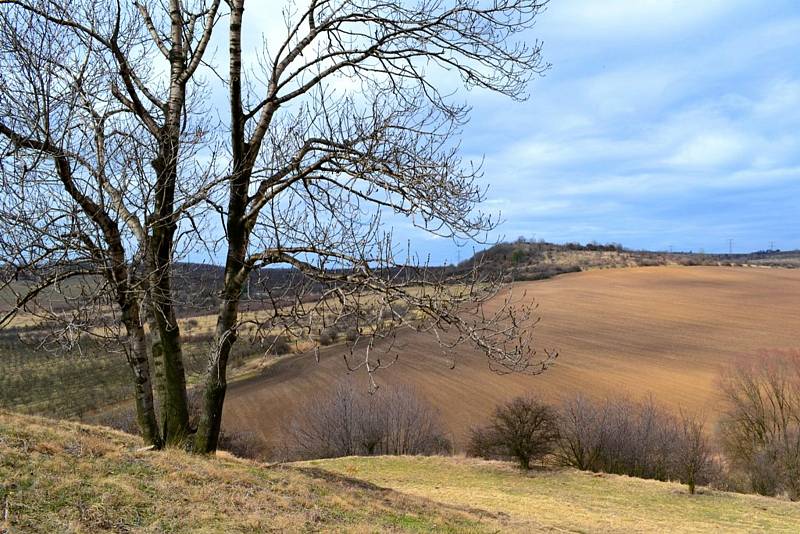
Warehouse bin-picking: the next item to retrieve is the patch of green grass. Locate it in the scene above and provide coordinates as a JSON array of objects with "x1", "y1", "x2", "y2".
[
  {"x1": 0, "y1": 330, "x2": 268, "y2": 421},
  {"x1": 302, "y1": 456, "x2": 800, "y2": 533}
]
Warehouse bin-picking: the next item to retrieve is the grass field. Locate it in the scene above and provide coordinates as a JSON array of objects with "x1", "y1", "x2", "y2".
[
  {"x1": 303, "y1": 456, "x2": 800, "y2": 533},
  {"x1": 222, "y1": 266, "x2": 800, "y2": 450},
  {"x1": 0, "y1": 331, "x2": 272, "y2": 419},
  {"x1": 3, "y1": 410, "x2": 799, "y2": 533}
]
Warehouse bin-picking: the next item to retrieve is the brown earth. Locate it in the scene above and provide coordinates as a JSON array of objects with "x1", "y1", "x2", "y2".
[{"x1": 222, "y1": 266, "x2": 800, "y2": 451}]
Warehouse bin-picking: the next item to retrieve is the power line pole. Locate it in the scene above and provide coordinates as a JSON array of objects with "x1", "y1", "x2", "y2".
[{"x1": 728, "y1": 238, "x2": 734, "y2": 255}]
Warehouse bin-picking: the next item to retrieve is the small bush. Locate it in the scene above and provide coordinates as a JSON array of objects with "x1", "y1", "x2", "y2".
[
  {"x1": 318, "y1": 327, "x2": 338, "y2": 346},
  {"x1": 345, "y1": 327, "x2": 360, "y2": 342},
  {"x1": 674, "y1": 413, "x2": 715, "y2": 495},
  {"x1": 96, "y1": 407, "x2": 139, "y2": 435},
  {"x1": 468, "y1": 396, "x2": 559, "y2": 469},
  {"x1": 218, "y1": 429, "x2": 266, "y2": 460},
  {"x1": 266, "y1": 335, "x2": 290, "y2": 355},
  {"x1": 380, "y1": 302, "x2": 409, "y2": 320},
  {"x1": 554, "y1": 394, "x2": 605, "y2": 471}
]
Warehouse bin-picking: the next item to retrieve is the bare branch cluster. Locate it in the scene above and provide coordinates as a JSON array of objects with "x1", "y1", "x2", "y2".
[{"x1": 0, "y1": 0, "x2": 551, "y2": 453}]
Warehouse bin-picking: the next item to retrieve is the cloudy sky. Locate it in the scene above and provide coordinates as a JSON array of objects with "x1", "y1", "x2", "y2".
[{"x1": 400, "y1": 0, "x2": 800, "y2": 263}]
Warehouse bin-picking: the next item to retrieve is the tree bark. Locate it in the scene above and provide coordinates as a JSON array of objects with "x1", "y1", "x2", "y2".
[
  {"x1": 121, "y1": 301, "x2": 162, "y2": 448},
  {"x1": 146, "y1": 303, "x2": 168, "y2": 429},
  {"x1": 194, "y1": 0, "x2": 248, "y2": 453},
  {"x1": 147, "y1": 231, "x2": 190, "y2": 445},
  {"x1": 194, "y1": 296, "x2": 241, "y2": 452}
]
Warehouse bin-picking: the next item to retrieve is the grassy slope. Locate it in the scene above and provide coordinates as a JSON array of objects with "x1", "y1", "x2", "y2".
[
  {"x1": 3, "y1": 412, "x2": 800, "y2": 533},
  {"x1": 306, "y1": 456, "x2": 800, "y2": 533},
  {"x1": 0, "y1": 411, "x2": 484, "y2": 533}
]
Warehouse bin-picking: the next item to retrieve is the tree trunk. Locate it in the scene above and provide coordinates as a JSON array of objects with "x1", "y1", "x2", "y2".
[
  {"x1": 147, "y1": 313, "x2": 167, "y2": 424},
  {"x1": 193, "y1": 0, "x2": 249, "y2": 455},
  {"x1": 194, "y1": 297, "x2": 239, "y2": 453},
  {"x1": 160, "y1": 323, "x2": 190, "y2": 443},
  {"x1": 121, "y1": 304, "x2": 161, "y2": 448},
  {"x1": 147, "y1": 242, "x2": 190, "y2": 446},
  {"x1": 149, "y1": 273, "x2": 190, "y2": 445},
  {"x1": 138, "y1": 0, "x2": 194, "y2": 447}
]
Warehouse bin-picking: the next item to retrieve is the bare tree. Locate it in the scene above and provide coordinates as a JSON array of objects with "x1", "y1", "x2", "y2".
[
  {"x1": 554, "y1": 394, "x2": 606, "y2": 471},
  {"x1": 192, "y1": 0, "x2": 554, "y2": 453},
  {"x1": 468, "y1": 396, "x2": 559, "y2": 469},
  {"x1": 674, "y1": 412, "x2": 713, "y2": 495},
  {"x1": 0, "y1": 4, "x2": 153, "y2": 445},
  {"x1": 718, "y1": 349, "x2": 800, "y2": 499},
  {"x1": 0, "y1": 0, "x2": 554, "y2": 453},
  {"x1": 0, "y1": 0, "x2": 226, "y2": 446}
]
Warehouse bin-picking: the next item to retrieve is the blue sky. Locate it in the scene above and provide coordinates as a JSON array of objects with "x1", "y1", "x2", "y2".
[{"x1": 401, "y1": 0, "x2": 800, "y2": 263}]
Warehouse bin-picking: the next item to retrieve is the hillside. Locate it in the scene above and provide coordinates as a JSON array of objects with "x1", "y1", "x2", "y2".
[
  {"x1": 3, "y1": 243, "x2": 798, "y2": 422},
  {"x1": 461, "y1": 241, "x2": 800, "y2": 281},
  {"x1": 0, "y1": 411, "x2": 482, "y2": 533},
  {"x1": 3, "y1": 412, "x2": 800, "y2": 533},
  {"x1": 308, "y1": 456, "x2": 800, "y2": 533},
  {"x1": 223, "y1": 266, "x2": 800, "y2": 451}
]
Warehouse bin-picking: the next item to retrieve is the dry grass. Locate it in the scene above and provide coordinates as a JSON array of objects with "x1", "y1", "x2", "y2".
[
  {"x1": 304, "y1": 455, "x2": 800, "y2": 533},
  {"x1": 223, "y1": 266, "x2": 800, "y2": 450},
  {"x1": 4, "y1": 410, "x2": 799, "y2": 533},
  {"x1": 0, "y1": 411, "x2": 487, "y2": 533}
]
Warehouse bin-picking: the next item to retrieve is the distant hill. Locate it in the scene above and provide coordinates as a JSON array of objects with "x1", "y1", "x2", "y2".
[
  {"x1": 459, "y1": 240, "x2": 800, "y2": 281},
  {"x1": 3, "y1": 410, "x2": 800, "y2": 533},
  {"x1": 7, "y1": 242, "x2": 796, "y2": 317},
  {"x1": 155, "y1": 243, "x2": 800, "y2": 314}
]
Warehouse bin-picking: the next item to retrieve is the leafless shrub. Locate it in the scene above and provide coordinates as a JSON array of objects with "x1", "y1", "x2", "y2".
[
  {"x1": 554, "y1": 394, "x2": 606, "y2": 471},
  {"x1": 600, "y1": 397, "x2": 677, "y2": 480},
  {"x1": 556, "y1": 395, "x2": 715, "y2": 492},
  {"x1": 285, "y1": 383, "x2": 451, "y2": 460},
  {"x1": 468, "y1": 396, "x2": 559, "y2": 469},
  {"x1": 345, "y1": 327, "x2": 360, "y2": 343},
  {"x1": 96, "y1": 407, "x2": 140, "y2": 436},
  {"x1": 380, "y1": 302, "x2": 409, "y2": 320},
  {"x1": 718, "y1": 349, "x2": 800, "y2": 500},
  {"x1": 217, "y1": 430, "x2": 266, "y2": 460},
  {"x1": 265, "y1": 335, "x2": 290, "y2": 356}
]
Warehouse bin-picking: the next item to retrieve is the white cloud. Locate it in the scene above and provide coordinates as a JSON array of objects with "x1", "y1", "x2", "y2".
[
  {"x1": 665, "y1": 132, "x2": 750, "y2": 169},
  {"x1": 545, "y1": 0, "x2": 743, "y2": 40}
]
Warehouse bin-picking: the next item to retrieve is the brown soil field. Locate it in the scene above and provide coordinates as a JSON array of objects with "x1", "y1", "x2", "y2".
[{"x1": 222, "y1": 266, "x2": 800, "y2": 451}]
